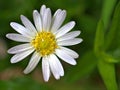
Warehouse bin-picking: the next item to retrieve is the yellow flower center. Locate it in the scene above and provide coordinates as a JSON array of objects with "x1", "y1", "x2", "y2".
[{"x1": 31, "y1": 31, "x2": 58, "y2": 56}]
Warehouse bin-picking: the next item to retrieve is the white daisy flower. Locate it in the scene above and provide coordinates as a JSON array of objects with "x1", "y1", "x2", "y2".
[{"x1": 6, "y1": 5, "x2": 83, "y2": 82}]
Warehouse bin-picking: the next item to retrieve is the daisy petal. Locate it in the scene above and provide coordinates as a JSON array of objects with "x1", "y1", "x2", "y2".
[
  {"x1": 51, "y1": 9, "x2": 62, "y2": 29},
  {"x1": 11, "y1": 48, "x2": 34, "y2": 63},
  {"x1": 24, "y1": 51, "x2": 41, "y2": 74},
  {"x1": 53, "y1": 9, "x2": 62, "y2": 18},
  {"x1": 51, "y1": 10, "x2": 66, "y2": 33},
  {"x1": 40, "y1": 5, "x2": 46, "y2": 18},
  {"x1": 8, "y1": 43, "x2": 33, "y2": 54},
  {"x1": 49, "y1": 54, "x2": 60, "y2": 79},
  {"x1": 58, "y1": 38, "x2": 83, "y2": 46},
  {"x1": 50, "y1": 54, "x2": 64, "y2": 76},
  {"x1": 10, "y1": 22, "x2": 33, "y2": 38},
  {"x1": 57, "y1": 31, "x2": 81, "y2": 41},
  {"x1": 60, "y1": 47, "x2": 79, "y2": 58},
  {"x1": 42, "y1": 57, "x2": 50, "y2": 82},
  {"x1": 56, "y1": 49, "x2": 77, "y2": 65},
  {"x1": 20, "y1": 15, "x2": 37, "y2": 34},
  {"x1": 33, "y1": 10, "x2": 42, "y2": 32},
  {"x1": 6, "y1": 33, "x2": 31, "y2": 42},
  {"x1": 43, "y1": 8, "x2": 51, "y2": 31},
  {"x1": 56, "y1": 21, "x2": 75, "y2": 38}
]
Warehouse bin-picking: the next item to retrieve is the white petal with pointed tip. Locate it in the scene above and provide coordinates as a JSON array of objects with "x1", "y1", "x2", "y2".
[
  {"x1": 24, "y1": 51, "x2": 41, "y2": 74},
  {"x1": 42, "y1": 57, "x2": 50, "y2": 82},
  {"x1": 51, "y1": 10, "x2": 66, "y2": 33},
  {"x1": 57, "y1": 31, "x2": 81, "y2": 42},
  {"x1": 20, "y1": 15, "x2": 37, "y2": 34},
  {"x1": 11, "y1": 48, "x2": 34, "y2": 63},
  {"x1": 40, "y1": 5, "x2": 46, "y2": 18},
  {"x1": 8, "y1": 43, "x2": 33, "y2": 54},
  {"x1": 60, "y1": 47, "x2": 79, "y2": 59},
  {"x1": 58, "y1": 38, "x2": 83, "y2": 46},
  {"x1": 49, "y1": 55, "x2": 60, "y2": 79},
  {"x1": 51, "y1": 9, "x2": 62, "y2": 32},
  {"x1": 56, "y1": 21, "x2": 75, "y2": 38},
  {"x1": 56, "y1": 49, "x2": 76, "y2": 65},
  {"x1": 33, "y1": 10, "x2": 42, "y2": 32},
  {"x1": 42, "y1": 8, "x2": 51, "y2": 31},
  {"x1": 6, "y1": 33, "x2": 31, "y2": 42},
  {"x1": 50, "y1": 54, "x2": 64, "y2": 76},
  {"x1": 53, "y1": 9, "x2": 62, "y2": 18},
  {"x1": 10, "y1": 22, "x2": 33, "y2": 38}
]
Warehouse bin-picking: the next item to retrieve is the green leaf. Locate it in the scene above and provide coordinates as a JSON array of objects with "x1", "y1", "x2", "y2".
[
  {"x1": 105, "y1": 2, "x2": 120, "y2": 50},
  {"x1": 109, "y1": 47, "x2": 120, "y2": 61},
  {"x1": 101, "y1": 0, "x2": 117, "y2": 29},
  {"x1": 98, "y1": 59, "x2": 118, "y2": 90},
  {"x1": 94, "y1": 20, "x2": 104, "y2": 56},
  {"x1": 66, "y1": 51, "x2": 97, "y2": 82},
  {"x1": 101, "y1": 52, "x2": 119, "y2": 63}
]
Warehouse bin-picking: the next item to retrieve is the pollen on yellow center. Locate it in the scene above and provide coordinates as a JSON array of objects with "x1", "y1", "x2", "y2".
[{"x1": 31, "y1": 31, "x2": 58, "y2": 56}]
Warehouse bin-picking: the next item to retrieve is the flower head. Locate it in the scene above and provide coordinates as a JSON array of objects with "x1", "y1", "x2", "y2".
[{"x1": 6, "y1": 5, "x2": 83, "y2": 82}]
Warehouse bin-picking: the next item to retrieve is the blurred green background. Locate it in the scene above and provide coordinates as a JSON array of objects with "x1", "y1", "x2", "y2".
[{"x1": 0, "y1": 0, "x2": 120, "y2": 90}]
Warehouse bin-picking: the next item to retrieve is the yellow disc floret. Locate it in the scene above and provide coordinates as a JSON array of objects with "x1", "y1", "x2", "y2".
[{"x1": 31, "y1": 31, "x2": 58, "y2": 56}]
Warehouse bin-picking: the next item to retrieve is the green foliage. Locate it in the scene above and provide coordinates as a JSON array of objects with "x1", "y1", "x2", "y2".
[
  {"x1": 101, "y1": 0, "x2": 117, "y2": 29},
  {"x1": 105, "y1": 2, "x2": 120, "y2": 50},
  {"x1": 94, "y1": 20, "x2": 104, "y2": 56},
  {"x1": 0, "y1": 0, "x2": 36, "y2": 35},
  {"x1": 66, "y1": 51, "x2": 97, "y2": 82},
  {"x1": 98, "y1": 59, "x2": 118, "y2": 90},
  {"x1": 101, "y1": 52, "x2": 119, "y2": 63},
  {"x1": 94, "y1": 1, "x2": 120, "y2": 90},
  {"x1": 0, "y1": 77, "x2": 51, "y2": 90},
  {"x1": 0, "y1": 60, "x2": 10, "y2": 71}
]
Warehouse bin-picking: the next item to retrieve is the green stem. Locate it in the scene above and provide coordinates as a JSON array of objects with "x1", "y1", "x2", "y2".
[
  {"x1": 98, "y1": 59, "x2": 118, "y2": 90},
  {"x1": 101, "y1": 0, "x2": 117, "y2": 29},
  {"x1": 105, "y1": 2, "x2": 120, "y2": 50}
]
